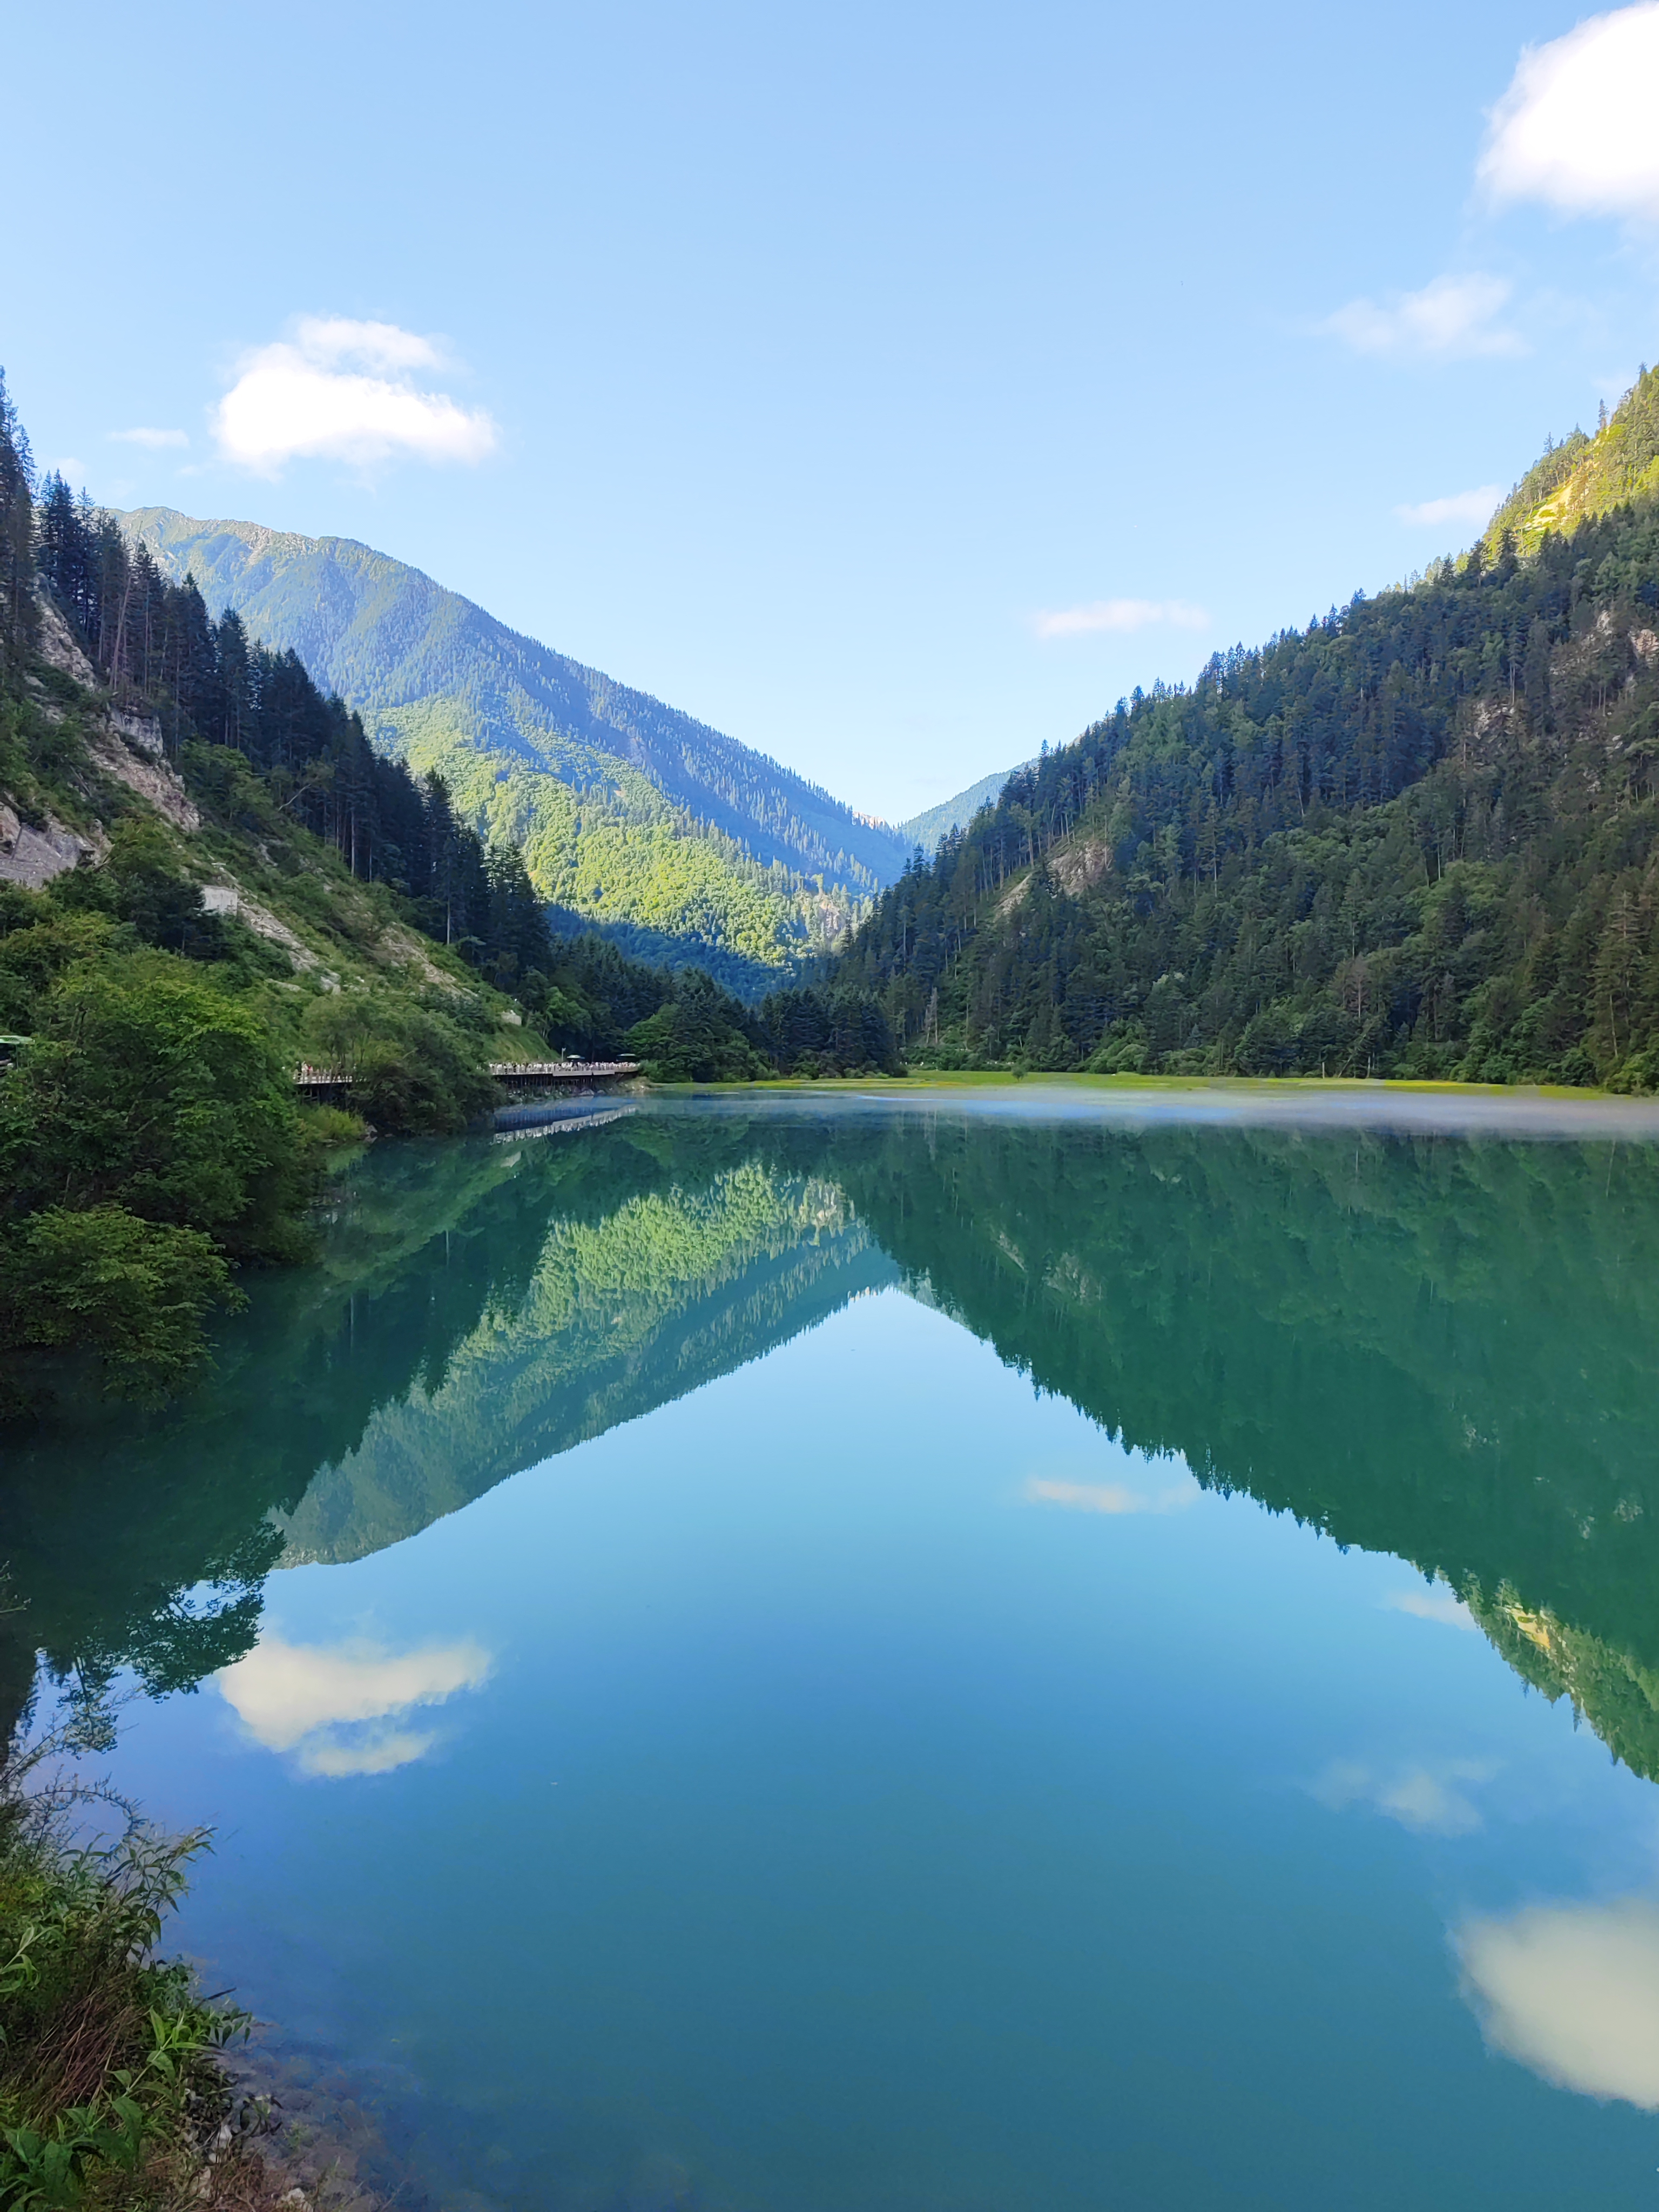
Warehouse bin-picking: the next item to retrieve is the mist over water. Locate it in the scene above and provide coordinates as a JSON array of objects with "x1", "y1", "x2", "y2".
[{"x1": 14, "y1": 1090, "x2": 1659, "y2": 2209}]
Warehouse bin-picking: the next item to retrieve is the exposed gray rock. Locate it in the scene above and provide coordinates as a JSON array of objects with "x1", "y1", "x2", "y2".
[
  {"x1": 84, "y1": 725, "x2": 201, "y2": 830},
  {"x1": 107, "y1": 705, "x2": 164, "y2": 756},
  {"x1": 32, "y1": 597, "x2": 97, "y2": 686},
  {"x1": 0, "y1": 802, "x2": 101, "y2": 888}
]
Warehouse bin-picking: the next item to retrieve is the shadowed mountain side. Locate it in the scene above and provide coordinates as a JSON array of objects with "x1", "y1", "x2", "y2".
[
  {"x1": 276, "y1": 1165, "x2": 894, "y2": 1564},
  {"x1": 817, "y1": 1111, "x2": 1659, "y2": 1772}
]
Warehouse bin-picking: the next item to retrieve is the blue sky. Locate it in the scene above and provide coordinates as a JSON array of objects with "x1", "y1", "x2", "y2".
[{"x1": 10, "y1": 0, "x2": 1659, "y2": 821}]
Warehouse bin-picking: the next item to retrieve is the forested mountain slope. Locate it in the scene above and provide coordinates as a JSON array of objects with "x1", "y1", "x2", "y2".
[
  {"x1": 837, "y1": 371, "x2": 1659, "y2": 1085},
  {"x1": 123, "y1": 508, "x2": 909, "y2": 980},
  {"x1": 1485, "y1": 365, "x2": 1659, "y2": 556}
]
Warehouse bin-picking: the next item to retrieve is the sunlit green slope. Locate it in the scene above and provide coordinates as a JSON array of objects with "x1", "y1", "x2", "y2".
[
  {"x1": 1485, "y1": 363, "x2": 1659, "y2": 555},
  {"x1": 121, "y1": 509, "x2": 911, "y2": 979}
]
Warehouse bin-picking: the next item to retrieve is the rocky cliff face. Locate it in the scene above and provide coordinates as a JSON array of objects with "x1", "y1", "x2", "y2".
[{"x1": 1, "y1": 594, "x2": 205, "y2": 895}]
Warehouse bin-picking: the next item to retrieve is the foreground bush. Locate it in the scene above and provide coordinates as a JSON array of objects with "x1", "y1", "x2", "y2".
[
  {"x1": 0, "y1": 1209, "x2": 237, "y2": 1412},
  {"x1": 0, "y1": 1756, "x2": 273, "y2": 2210},
  {"x1": 0, "y1": 953, "x2": 308, "y2": 1262}
]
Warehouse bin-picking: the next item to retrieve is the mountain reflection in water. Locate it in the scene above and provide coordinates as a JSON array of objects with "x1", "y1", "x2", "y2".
[{"x1": 6, "y1": 1094, "x2": 1659, "y2": 1796}]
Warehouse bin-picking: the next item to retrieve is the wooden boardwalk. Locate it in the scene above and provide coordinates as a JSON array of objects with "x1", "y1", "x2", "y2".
[{"x1": 295, "y1": 1059, "x2": 640, "y2": 1094}]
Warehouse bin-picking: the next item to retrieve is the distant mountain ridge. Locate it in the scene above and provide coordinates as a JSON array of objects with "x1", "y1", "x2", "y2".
[
  {"x1": 898, "y1": 760, "x2": 1033, "y2": 852},
  {"x1": 121, "y1": 508, "x2": 912, "y2": 979}
]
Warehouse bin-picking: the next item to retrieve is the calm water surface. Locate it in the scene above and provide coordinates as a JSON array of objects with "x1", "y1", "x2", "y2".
[{"x1": 9, "y1": 1088, "x2": 1659, "y2": 2210}]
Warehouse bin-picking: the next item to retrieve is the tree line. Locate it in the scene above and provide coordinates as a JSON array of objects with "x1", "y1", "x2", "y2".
[
  {"x1": 835, "y1": 370, "x2": 1659, "y2": 1084},
  {"x1": 28, "y1": 464, "x2": 559, "y2": 986},
  {"x1": 12, "y1": 404, "x2": 899, "y2": 1075}
]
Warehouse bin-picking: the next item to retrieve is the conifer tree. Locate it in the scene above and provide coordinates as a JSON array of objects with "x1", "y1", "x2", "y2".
[{"x1": 0, "y1": 368, "x2": 36, "y2": 666}]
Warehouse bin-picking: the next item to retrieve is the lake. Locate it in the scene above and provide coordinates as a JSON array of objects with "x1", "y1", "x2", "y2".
[{"x1": 8, "y1": 1084, "x2": 1659, "y2": 2210}]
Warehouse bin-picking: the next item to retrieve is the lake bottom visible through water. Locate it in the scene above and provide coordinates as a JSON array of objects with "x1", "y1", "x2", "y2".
[{"x1": 11, "y1": 1090, "x2": 1659, "y2": 2210}]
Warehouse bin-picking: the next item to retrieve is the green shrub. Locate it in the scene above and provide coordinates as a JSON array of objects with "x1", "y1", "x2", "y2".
[
  {"x1": 302, "y1": 988, "x2": 498, "y2": 1134},
  {"x1": 0, "y1": 1208, "x2": 238, "y2": 1407},
  {"x1": 0, "y1": 953, "x2": 310, "y2": 1262},
  {"x1": 625, "y1": 999, "x2": 768, "y2": 1083}
]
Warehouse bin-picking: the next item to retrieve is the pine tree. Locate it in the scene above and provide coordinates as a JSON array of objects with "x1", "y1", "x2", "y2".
[{"x1": 0, "y1": 368, "x2": 36, "y2": 666}]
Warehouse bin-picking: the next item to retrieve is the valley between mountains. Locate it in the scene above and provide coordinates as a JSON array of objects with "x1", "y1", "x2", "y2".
[{"x1": 122, "y1": 505, "x2": 922, "y2": 988}]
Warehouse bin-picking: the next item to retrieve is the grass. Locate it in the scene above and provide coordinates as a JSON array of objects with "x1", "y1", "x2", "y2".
[
  {"x1": 0, "y1": 1727, "x2": 307, "y2": 2212},
  {"x1": 672, "y1": 1069, "x2": 1625, "y2": 1099}
]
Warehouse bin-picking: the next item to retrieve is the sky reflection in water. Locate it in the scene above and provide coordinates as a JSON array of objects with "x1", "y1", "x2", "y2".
[{"x1": 12, "y1": 1088, "x2": 1659, "y2": 2210}]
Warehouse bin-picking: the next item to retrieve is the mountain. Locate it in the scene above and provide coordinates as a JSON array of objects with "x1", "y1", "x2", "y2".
[
  {"x1": 120, "y1": 509, "x2": 912, "y2": 982},
  {"x1": 896, "y1": 759, "x2": 1031, "y2": 853},
  {"x1": 834, "y1": 377, "x2": 1659, "y2": 1088}
]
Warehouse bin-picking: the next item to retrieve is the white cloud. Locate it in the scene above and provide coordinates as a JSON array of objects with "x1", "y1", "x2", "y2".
[
  {"x1": 1323, "y1": 274, "x2": 1525, "y2": 360},
  {"x1": 1025, "y1": 1474, "x2": 1199, "y2": 1515},
  {"x1": 1481, "y1": 4, "x2": 1659, "y2": 223},
  {"x1": 212, "y1": 316, "x2": 498, "y2": 475},
  {"x1": 1312, "y1": 1756, "x2": 1497, "y2": 1836},
  {"x1": 109, "y1": 427, "x2": 189, "y2": 450},
  {"x1": 1458, "y1": 1897, "x2": 1659, "y2": 2106},
  {"x1": 216, "y1": 1633, "x2": 491, "y2": 1776},
  {"x1": 1035, "y1": 598, "x2": 1210, "y2": 640},
  {"x1": 288, "y1": 315, "x2": 446, "y2": 373},
  {"x1": 1393, "y1": 485, "x2": 1505, "y2": 531},
  {"x1": 1381, "y1": 1582, "x2": 1478, "y2": 1629}
]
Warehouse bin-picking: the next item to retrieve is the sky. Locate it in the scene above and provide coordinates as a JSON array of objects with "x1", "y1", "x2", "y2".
[{"x1": 10, "y1": 1, "x2": 1659, "y2": 824}]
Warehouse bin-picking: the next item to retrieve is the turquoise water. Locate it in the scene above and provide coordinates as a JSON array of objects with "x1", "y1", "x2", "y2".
[{"x1": 11, "y1": 1089, "x2": 1659, "y2": 2208}]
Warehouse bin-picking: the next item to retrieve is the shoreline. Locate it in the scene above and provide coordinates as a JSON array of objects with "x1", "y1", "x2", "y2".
[
  {"x1": 741, "y1": 1069, "x2": 1624, "y2": 1097},
  {"x1": 630, "y1": 1069, "x2": 1659, "y2": 1138}
]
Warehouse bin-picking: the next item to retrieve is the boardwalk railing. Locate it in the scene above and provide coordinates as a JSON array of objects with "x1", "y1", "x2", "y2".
[
  {"x1": 295, "y1": 1059, "x2": 641, "y2": 1090},
  {"x1": 489, "y1": 1061, "x2": 641, "y2": 1082}
]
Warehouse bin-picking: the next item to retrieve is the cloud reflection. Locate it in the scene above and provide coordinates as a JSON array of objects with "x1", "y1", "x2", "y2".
[
  {"x1": 1457, "y1": 1898, "x2": 1659, "y2": 2107},
  {"x1": 1312, "y1": 1756, "x2": 1497, "y2": 1836},
  {"x1": 1024, "y1": 1475, "x2": 1198, "y2": 1515},
  {"x1": 216, "y1": 1635, "x2": 491, "y2": 1778},
  {"x1": 1382, "y1": 1584, "x2": 1477, "y2": 1631}
]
